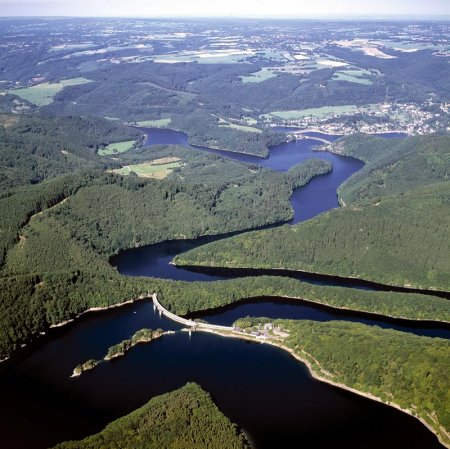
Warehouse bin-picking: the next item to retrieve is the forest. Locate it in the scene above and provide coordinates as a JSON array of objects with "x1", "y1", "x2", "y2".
[
  {"x1": 234, "y1": 317, "x2": 450, "y2": 447},
  {"x1": 52, "y1": 383, "x2": 248, "y2": 449},
  {"x1": 174, "y1": 135, "x2": 450, "y2": 292},
  {"x1": 0, "y1": 121, "x2": 333, "y2": 359},
  {"x1": 0, "y1": 114, "x2": 141, "y2": 189}
]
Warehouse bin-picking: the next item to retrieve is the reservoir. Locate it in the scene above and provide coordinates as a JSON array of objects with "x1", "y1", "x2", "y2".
[{"x1": 0, "y1": 129, "x2": 446, "y2": 449}]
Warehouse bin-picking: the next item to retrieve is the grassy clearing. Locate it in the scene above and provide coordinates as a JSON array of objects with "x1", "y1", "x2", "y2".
[
  {"x1": 136, "y1": 118, "x2": 172, "y2": 128},
  {"x1": 112, "y1": 159, "x2": 182, "y2": 179},
  {"x1": 243, "y1": 116, "x2": 258, "y2": 125},
  {"x1": 99, "y1": 140, "x2": 136, "y2": 156},
  {"x1": 153, "y1": 50, "x2": 253, "y2": 65},
  {"x1": 220, "y1": 122, "x2": 262, "y2": 133},
  {"x1": 240, "y1": 68, "x2": 277, "y2": 83},
  {"x1": 332, "y1": 69, "x2": 373, "y2": 85},
  {"x1": 216, "y1": 116, "x2": 261, "y2": 133},
  {"x1": 265, "y1": 105, "x2": 360, "y2": 120},
  {"x1": 9, "y1": 77, "x2": 92, "y2": 106}
]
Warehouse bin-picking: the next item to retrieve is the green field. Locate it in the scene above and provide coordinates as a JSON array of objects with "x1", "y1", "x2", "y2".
[
  {"x1": 9, "y1": 77, "x2": 92, "y2": 106},
  {"x1": 332, "y1": 70, "x2": 373, "y2": 85},
  {"x1": 136, "y1": 118, "x2": 172, "y2": 128},
  {"x1": 112, "y1": 160, "x2": 182, "y2": 178},
  {"x1": 240, "y1": 68, "x2": 277, "y2": 83},
  {"x1": 220, "y1": 122, "x2": 262, "y2": 133},
  {"x1": 99, "y1": 140, "x2": 136, "y2": 156},
  {"x1": 264, "y1": 105, "x2": 360, "y2": 120},
  {"x1": 152, "y1": 51, "x2": 253, "y2": 65}
]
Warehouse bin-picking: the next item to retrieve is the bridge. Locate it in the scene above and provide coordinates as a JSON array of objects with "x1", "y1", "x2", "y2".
[
  {"x1": 289, "y1": 132, "x2": 332, "y2": 145},
  {"x1": 152, "y1": 293, "x2": 234, "y2": 332}
]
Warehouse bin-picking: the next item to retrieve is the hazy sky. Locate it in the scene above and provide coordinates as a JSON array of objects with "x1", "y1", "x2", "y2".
[{"x1": 1, "y1": 0, "x2": 450, "y2": 18}]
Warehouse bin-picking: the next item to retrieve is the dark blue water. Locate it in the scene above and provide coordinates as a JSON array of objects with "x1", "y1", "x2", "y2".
[
  {"x1": 1, "y1": 128, "x2": 446, "y2": 449},
  {"x1": 0, "y1": 299, "x2": 445, "y2": 449},
  {"x1": 188, "y1": 297, "x2": 450, "y2": 339}
]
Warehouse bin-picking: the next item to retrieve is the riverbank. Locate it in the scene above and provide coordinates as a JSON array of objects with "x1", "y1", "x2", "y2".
[
  {"x1": 196, "y1": 327, "x2": 450, "y2": 449},
  {"x1": 50, "y1": 294, "x2": 149, "y2": 330},
  {"x1": 173, "y1": 262, "x2": 450, "y2": 300},
  {"x1": 0, "y1": 294, "x2": 152, "y2": 366},
  {"x1": 186, "y1": 293, "x2": 450, "y2": 327}
]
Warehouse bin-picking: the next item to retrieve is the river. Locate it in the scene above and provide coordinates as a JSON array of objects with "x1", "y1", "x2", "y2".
[{"x1": 0, "y1": 129, "x2": 447, "y2": 449}]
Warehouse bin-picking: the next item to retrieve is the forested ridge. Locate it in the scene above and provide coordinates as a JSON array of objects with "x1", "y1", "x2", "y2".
[
  {"x1": 175, "y1": 134, "x2": 450, "y2": 291},
  {"x1": 0, "y1": 114, "x2": 141, "y2": 189},
  {"x1": 334, "y1": 133, "x2": 450, "y2": 204},
  {"x1": 52, "y1": 383, "x2": 249, "y2": 449},
  {"x1": 3, "y1": 270, "x2": 450, "y2": 362},
  {"x1": 234, "y1": 317, "x2": 450, "y2": 447},
  {"x1": 0, "y1": 116, "x2": 333, "y2": 359}
]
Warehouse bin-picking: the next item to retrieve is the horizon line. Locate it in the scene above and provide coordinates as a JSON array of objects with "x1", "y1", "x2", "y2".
[{"x1": 1, "y1": 14, "x2": 450, "y2": 21}]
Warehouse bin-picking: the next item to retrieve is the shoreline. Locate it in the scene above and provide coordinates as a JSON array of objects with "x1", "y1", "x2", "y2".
[
  {"x1": 49, "y1": 295, "x2": 147, "y2": 329},
  {"x1": 0, "y1": 294, "x2": 151, "y2": 366},
  {"x1": 173, "y1": 262, "x2": 450, "y2": 300},
  {"x1": 196, "y1": 327, "x2": 450, "y2": 449},
  {"x1": 186, "y1": 293, "x2": 450, "y2": 326}
]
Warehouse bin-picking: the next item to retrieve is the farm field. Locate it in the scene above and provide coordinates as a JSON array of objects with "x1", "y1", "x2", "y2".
[
  {"x1": 240, "y1": 68, "x2": 278, "y2": 83},
  {"x1": 9, "y1": 77, "x2": 92, "y2": 106},
  {"x1": 136, "y1": 118, "x2": 172, "y2": 128},
  {"x1": 99, "y1": 140, "x2": 136, "y2": 156},
  {"x1": 112, "y1": 158, "x2": 182, "y2": 179}
]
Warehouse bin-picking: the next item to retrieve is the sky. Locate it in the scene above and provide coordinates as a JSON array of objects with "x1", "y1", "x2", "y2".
[{"x1": 1, "y1": 0, "x2": 450, "y2": 18}]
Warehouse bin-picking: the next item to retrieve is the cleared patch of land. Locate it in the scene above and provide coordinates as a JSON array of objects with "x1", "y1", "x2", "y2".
[
  {"x1": 332, "y1": 69, "x2": 373, "y2": 85},
  {"x1": 215, "y1": 115, "x2": 262, "y2": 133},
  {"x1": 9, "y1": 78, "x2": 92, "y2": 106},
  {"x1": 136, "y1": 118, "x2": 172, "y2": 128},
  {"x1": 112, "y1": 158, "x2": 182, "y2": 179},
  {"x1": 240, "y1": 68, "x2": 277, "y2": 83},
  {"x1": 99, "y1": 140, "x2": 136, "y2": 156},
  {"x1": 264, "y1": 105, "x2": 360, "y2": 120}
]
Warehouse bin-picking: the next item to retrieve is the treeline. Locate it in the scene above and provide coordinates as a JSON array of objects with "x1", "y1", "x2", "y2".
[
  {"x1": 52, "y1": 383, "x2": 249, "y2": 449},
  {"x1": 0, "y1": 114, "x2": 141, "y2": 188},
  {"x1": 238, "y1": 318, "x2": 450, "y2": 446}
]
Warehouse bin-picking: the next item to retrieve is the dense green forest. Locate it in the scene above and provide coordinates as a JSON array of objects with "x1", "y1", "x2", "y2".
[
  {"x1": 334, "y1": 134, "x2": 450, "y2": 204},
  {"x1": 53, "y1": 383, "x2": 249, "y2": 449},
  {"x1": 0, "y1": 124, "x2": 334, "y2": 359},
  {"x1": 157, "y1": 276, "x2": 450, "y2": 323},
  {"x1": 12, "y1": 158, "x2": 325, "y2": 262},
  {"x1": 104, "y1": 328, "x2": 164, "y2": 361},
  {"x1": 175, "y1": 135, "x2": 450, "y2": 291},
  {"x1": 0, "y1": 114, "x2": 141, "y2": 189},
  {"x1": 235, "y1": 317, "x2": 450, "y2": 447}
]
